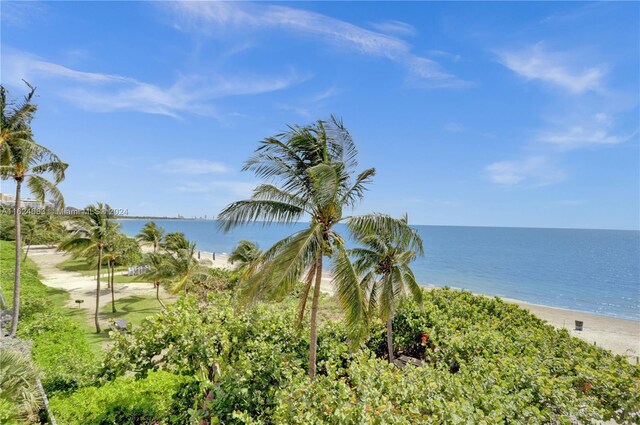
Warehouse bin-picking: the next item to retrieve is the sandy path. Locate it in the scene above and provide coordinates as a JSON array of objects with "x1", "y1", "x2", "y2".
[{"x1": 28, "y1": 247, "x2": 172, "y2": 330}]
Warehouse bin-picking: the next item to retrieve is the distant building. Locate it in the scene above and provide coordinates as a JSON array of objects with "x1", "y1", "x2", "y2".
[{"x1": 0, "y1": 192, "x2": 55, "y2": 208}]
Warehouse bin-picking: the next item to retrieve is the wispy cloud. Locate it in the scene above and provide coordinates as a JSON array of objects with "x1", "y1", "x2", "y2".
[
  {"x1": 156, "y1": 159, "x2": 230, "y2": 175},
  {"x1": 369, "y1": 20, "x2": 417, "y2": 37},
  {"x1": 486, "y1": 156, "x2": 565, "y2": 187},
  {"x1": 497, "y1": 43, "x2": 607, "y2": 94},
  {"x1": 0, "y1": 1, "x2": 46, "y2": 27},
  {"x1": 163, "y1": 2, "x2": 469, "y2": 89},
  {"x1": 3, "y1": 47, "x2": 307, "y2": 117},
  {"x1": 538, "y1": 113, "x2": 635, "y2": 150}
]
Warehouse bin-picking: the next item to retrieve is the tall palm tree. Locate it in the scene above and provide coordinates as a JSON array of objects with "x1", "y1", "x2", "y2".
[
  {"x1": 218, "y1": 116, "x2": 413, "y2": 378},
  {"x1": 59, "y1": 204, "x2": 117, "y2": 333},
  {"x1": 1, "y1": 137, "x2": 67, "y2": 337},
  {"x1": 136, "y1": 221, "x2": 165, "y2": 253},
  {"x1": 344, "y1": 215, "x2": 423, "y2": 362},
  {"x1": 161, "y1": 231, "x2": 190, "y2": 254}
]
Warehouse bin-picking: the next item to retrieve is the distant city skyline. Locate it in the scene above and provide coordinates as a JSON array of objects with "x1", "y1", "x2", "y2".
[{"x1": 1, "y1": 1, "x2": 638, "y2": 230}]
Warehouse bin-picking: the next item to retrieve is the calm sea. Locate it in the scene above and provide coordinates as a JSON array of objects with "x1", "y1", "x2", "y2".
[{"x1": 118, "y1": 220, "x2": 640, "y2": 321}]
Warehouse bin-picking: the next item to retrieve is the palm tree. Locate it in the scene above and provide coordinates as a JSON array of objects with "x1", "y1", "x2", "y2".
[
  {"x1": 59, "y1": 204, "x2": 117, "y2": 333},
  {"x1": 229, "y1": 240, "x2": 262, "y2": 280},
  {"x1": 161, "y1": 231, "x2": 190, "y2": 254},
  {"x1": 102, "y1": 233, "x2": 142, "y2": 312},
  {"x1": 136, "y1": 221, "x2": 165, "y2": 253},
  {"x1": 218, "y1": 116, "x2": 412, "y2": 378},
  {"x1": 0, "y1": 82, "x2": 36, "y2": 153},
  {"x1": 0, "y1": 349, "x2": 43, "y2": 422},
  {"x1": 1, "y1": 136, "x2": 67, "y2": 337},
  {"x1": 345, "y1": 215, "x2": 423, "y2": 362},
  {"x1": 141, "y1": 252, "x2": 170, "y2": 309}
]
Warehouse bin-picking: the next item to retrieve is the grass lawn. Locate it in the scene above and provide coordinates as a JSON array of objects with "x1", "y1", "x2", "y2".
[
  {"x1": 111, "y1": 274, "x2": 150, "y2": 284},
  {"x1": 57, "y1": 257, "x2": 127, "y2": 276},
  {"x1": 101, "y1": 295, "x2": 171, "y2": 326}
]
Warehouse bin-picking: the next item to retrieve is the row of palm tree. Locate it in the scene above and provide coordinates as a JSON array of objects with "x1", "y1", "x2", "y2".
[
  {"x1": 1, "y1": 82, "x2": 68, "y2": 337},
  {"x1": 217, "y1": 116, "x2": 424, "y2": 377}
]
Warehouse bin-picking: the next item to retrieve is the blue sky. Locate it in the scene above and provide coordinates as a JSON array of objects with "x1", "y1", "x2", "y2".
[{"x1": 1, "y1": 1, "x2": 638, "y2": 230}]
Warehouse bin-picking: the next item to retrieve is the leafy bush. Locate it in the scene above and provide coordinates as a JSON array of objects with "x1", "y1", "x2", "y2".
[
  {"x1": 100, "y1": 289, "x2": 640, "y2": 424},
  {"x1": 50, "y1": 371, "x2": 192, "y2": 424}
]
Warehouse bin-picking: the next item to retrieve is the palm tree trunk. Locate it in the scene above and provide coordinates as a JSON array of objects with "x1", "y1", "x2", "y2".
[
  {"x1": 9, "y1": 181, "x2": 22, "y2": 337},
  {"x1": 95, "y1": 246, "x2": 102, "y2": 333},
  {"x1": 386, "y1": 315, "x2": 394, "y2": 363},
  {"x1": 22, "y1": 235, "x2": 32, "y2": 262},
  {"x1": 110, "y1": 261, "x2": 116, "y2": 313},
  {"x1": 296, "y1": 266, "x2": 316, "y2": 327},
  {"x1": 308, "y1": 252, "x2": 323, "y2": 379},
  {"x1": 155, "y1": 282, "x2": 166, "y2": 309}
]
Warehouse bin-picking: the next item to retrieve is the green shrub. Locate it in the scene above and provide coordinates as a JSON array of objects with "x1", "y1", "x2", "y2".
[{"x1": 50, "y1": 371, "x2": 192, "y2": 424}]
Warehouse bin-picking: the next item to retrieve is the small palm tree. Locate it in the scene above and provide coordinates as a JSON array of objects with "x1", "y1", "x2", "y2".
[
  {"x1": 136, "y1": 221, "x2": 165, "y2": 253},
  {"x1": 218, "y1": 116, "x2": 413, "y2": 378},
  {"x1": 229, "y1": 240, "x2": 262, "y2": 280},
  {"x1": 141, "y1": 252, "x2": 170, "y2": 309},
  {"x1": 161, "y1": 231, "x2": 190, "y2": 254},
  {"x1": 0, "y1": 349, "x2": 43, "y2": 422},
  {"x1": 59, "y1": 204, "x2": 117, "y2": 333},
  {"x1": 0, "y1": 133, "x2": 67, "y2": 337},
  {"x1": 102, "y1": 233, "x2": 142, "y2": 312},
  {"x1": 346, "y1": 215, "x2": 424, "y2": 362}
]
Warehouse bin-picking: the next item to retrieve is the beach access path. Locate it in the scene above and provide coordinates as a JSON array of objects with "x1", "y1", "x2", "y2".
[{"x1": 28, "y1": 247, "x2": 174, "y2": 330}]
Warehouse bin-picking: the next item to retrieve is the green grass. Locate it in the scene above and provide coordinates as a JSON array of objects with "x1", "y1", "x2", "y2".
[
  {"x1": 57, "y1": 257, "x2": 127, "y2": 277},
  {"x1": 101, "y1": 295, "x2": 171, "y2": 326},
  {"x1": 111, "y1": 274, "x2": 150, "y2": 284}
]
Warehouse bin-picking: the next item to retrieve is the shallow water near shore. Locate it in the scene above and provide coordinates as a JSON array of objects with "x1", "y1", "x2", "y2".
[{"x1": 118, "y1": 220, "x2": 640, "y2": 322}]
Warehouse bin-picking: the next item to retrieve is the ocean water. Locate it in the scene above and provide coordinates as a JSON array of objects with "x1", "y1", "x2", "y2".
[{"x1": 118, "y1": 220, "x2": 640, "y2": 321}]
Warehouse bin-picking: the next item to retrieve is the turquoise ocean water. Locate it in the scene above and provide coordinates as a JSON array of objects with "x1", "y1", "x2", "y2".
[{"x1": 118, "y1": 220, "x2": 639, "y2": 321}]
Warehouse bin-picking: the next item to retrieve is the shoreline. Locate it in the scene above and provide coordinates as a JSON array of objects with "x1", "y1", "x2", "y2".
[{"x1": 193, "y1": 249, "x2": 639, "y2": 358}]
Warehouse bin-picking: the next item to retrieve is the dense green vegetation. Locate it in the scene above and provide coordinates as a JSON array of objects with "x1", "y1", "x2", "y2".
[{"x1": 44, "y1": 289, "x2": 639, "y2": 424}]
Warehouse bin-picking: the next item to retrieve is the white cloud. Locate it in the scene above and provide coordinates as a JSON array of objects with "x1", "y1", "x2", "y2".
[
  {"x1": 163, "y1": 2, "x2": 469, "y2": 89},
  {"x1": 157, "y1": 159, "x2": 230, "y2": 175},
  {"x1": 369, "y1": 20, "x2": 417, "y2": 37},
  {"x1": 0, "y1": 1, "x2": 46, "y2": 27},
  {"x1": 486, "y1": 156, "x2": 565, "y2": 187},
  {"x1": 2, "y1": 48, "x2": 307, "y2": 117},
  {"x1": 538, "y1": 113, "x2": 634, "y2": 150},
  {"x1": 497, "y1": 43, "x2": 606, "y2": 94}
]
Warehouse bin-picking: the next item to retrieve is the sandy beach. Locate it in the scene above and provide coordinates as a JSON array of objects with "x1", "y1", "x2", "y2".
[{"x1": 31, "y1": 246, "x2": 639, "y2": 360}]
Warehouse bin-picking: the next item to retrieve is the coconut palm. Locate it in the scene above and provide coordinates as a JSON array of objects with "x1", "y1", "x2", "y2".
[
  {"x1": 345, "y1": 214, "x2": 423, "y2": 362},
  {"x1": 161, "y1": 231, "x2": 190, "y2": 254},
  {"x1": 59, "y1": 203, "x2": 117, "y2": 333},
  {"x1": 229, "y1": 240, "x2": 262, "y2": 280},
  {"x1": 102, "y1": 233, "x2": 142, "y2": 312},
  {"x1": 218, "y1": 116, "x2": 413, "y2": 378},
  {"x1": 136, "y1": 221, "x2": 165, "y2": 253},
  {"x1": 0, "y1": 136, "x2": 67, "y2": 337},
  {"x1": 141, "y1": 252, "x2": 170, "y2": 309},
  {"x1": 0, "y1": 82, "x2": 36, "y2": 154}
]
